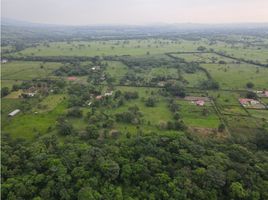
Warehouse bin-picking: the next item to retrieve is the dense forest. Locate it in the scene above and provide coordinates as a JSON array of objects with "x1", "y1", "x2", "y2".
[{"x1": 2, "y1": 129, "x2": 268, "y2": 200}]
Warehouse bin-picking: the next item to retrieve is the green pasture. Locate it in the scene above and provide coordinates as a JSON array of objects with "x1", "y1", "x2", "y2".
[
  {"x1": 221, "y1": 105, "x2": 249, "y2": 116},
  {"x1": 201, "y1": 63, "x2": 268, "y2": 89},
  {"x1": 172, "y1": 53, "x2": 236, "y2": 63},
  {"x1": 176, "y1": 99, "x2": 220, "y2": 128},
  {"x1": 210, "y1": 41, "x2": 268, "y2": 65},
  {"x1": 10, "y1": 39, "x2": 207, "y2": 57},
  {"x1": 116, "y1": 86, "x2": 160, "y2": 98},
  {"x1": 208, "y1": 91, "x2": 243, "y2": 106},
  {"x1": 2, "y1": 100, "x2": 67, "y2": 140},
  {"x1": 104, "y1": 61, "x2": 128, "y2": 83},
  {"x1": 1, "y1": 80, "x2": 23, "y2": 89},
  {"x1": 108, "y1": 97, "x2": 172, "y2": 127},
  {"x1": 1, "y1": 98, "x2": 23, "y2": 126},
  {"x1": 33, "y1": 94, "x2": 66, "y2": 113},
  {"x1": 261, "y1": 98, "x2": 268, "y2": 104},
  {"x1": 1, "y1": 61, "x2": 62, "y2": 80},
  {"x1": 183, "y1": 71, "x2": 208, "y2": 87},
  {"x1": 248, "y1": 109, "x2": 268, "y2": 120}
]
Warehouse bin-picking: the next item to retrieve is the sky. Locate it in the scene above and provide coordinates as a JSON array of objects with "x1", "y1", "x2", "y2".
[{"x1": 2, "y1": 0, "x2": 268, "y2": 25}]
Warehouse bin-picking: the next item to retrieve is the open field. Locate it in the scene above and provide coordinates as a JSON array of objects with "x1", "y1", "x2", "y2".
[
  {"x1": 1, "y1": 61, "x2": 62, "y2": 80},
  {"x1": 176, "y1": 99, "x2": 220, "y2": 128},
  {"x1": 171, "y1": 52, "x2": 237, "y2": 64},
  {"x1": 9, "y1": 39, "x2": 208, "y2": 57},
  {"x1": 104, "y1": 61, "x2": 128, "y2": 83},
  {"x1": 248, "y1": 109, "x2": 268, "y2": 120},
  {"x1": 210, "y1": 41, "x2": 268, "y2": 65},
  {"x1": 201, "y1": 63, "x2": 268, "y2": 89},
  {"x1": 2, "y1": 100, "x2": 67, "y2": 139},
  {"x1": 1, "y1": 80, "x2": 23, "y2": 89}
]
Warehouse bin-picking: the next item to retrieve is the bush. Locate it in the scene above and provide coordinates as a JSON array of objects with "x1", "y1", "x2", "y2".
[
  {"x1": 145, "y1": 97, "x2": 156, "y2": 107},
  {"x1": 246, "y1": 82, "x2": 254, "y2": 89},
  {"x1": 67, "y1": 108, "x2": 83, "y2": 118}
]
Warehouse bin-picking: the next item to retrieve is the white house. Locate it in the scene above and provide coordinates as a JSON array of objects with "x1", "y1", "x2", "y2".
[
  {"x1": 104, "y1": 91, "x2": 113, "y2": 96},
  {"x1": 1, "y1": 59, "x2": 8, "y2": 64}
]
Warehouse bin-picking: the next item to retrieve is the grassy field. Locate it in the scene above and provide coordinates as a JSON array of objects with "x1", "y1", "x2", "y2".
[
  {"x1": 33, "y1": 94, "x2": 66, "y2": 113},
  {"x1": 1, "y1": 80, "x2": 23, "y2": 89},
  {"x1": 176, "y1": 100, "x2": 220, "y2": 128},
  {"x1": 208, "y1": 91, "x2": 243, "y2": 106},
  {"x1": 1, "y1": 61, "x2": 62, "y2": 80},
  {"x1": 10, "y1": 39, "x2": 208, "y2": 57},
  {"x1": 172, "y1": 53, "x2": 236, "y2": 63},
  {"x1": 104, "y1": 61, "x2": 128, "y2": 83},
  {"x1": 248, "y1": 109, "x2": 268, "y2": 120},
  {"x1": 1, "y1": 98, "x2": 24, "y2": 126},
  {"x1": 2, "y1": 100, "x2": 67, "y2": 139},
  {"x1": 183, "y1": 71, "x2": 208, "y2": 87},
  {"x1": 201, "y1": 63, "x2": 268, "y2": 89},
  {"x1": 210, "y1": 41, "x2": 268, "y2": 65}
]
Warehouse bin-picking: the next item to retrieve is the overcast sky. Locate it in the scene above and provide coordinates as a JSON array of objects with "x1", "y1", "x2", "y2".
[{"x1": 2, "y1": 0, "x2": 268, "y2": 25}]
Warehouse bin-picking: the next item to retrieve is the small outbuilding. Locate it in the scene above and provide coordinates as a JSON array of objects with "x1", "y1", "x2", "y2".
[
  {"x1": 104, "y1": 91, "x2": 113, "y2": 96},
  {"x1": 95, "y1": 95, "x2": 103, "y2": 100},
  {"x1": 196, "y1": 100, "x2": 205, "y2": 106},
  {"x1": 67, "y1": 76, "x2": 77, "y2": 81},
  {"x1": 8, "y1": 109, "x2": 20, "y2": 117},
  {"x1": 1, "y1": 59, "x2": 8, "y2": 64}
]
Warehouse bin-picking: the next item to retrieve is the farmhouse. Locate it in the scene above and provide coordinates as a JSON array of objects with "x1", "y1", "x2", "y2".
[
  {"x1": 1, "y1": 59, "x2": 8, "y2": 64},
  {"x1": 157, "y1": 81, "x2": 165, "y2": 87},
  {"x1": 96, "y1": 95, "x2": 103, "y2": 100},
  {"x1": 239, "y1": 98, "x2": 259, "y2": 106},
  {"x1": 91, "y1": 66, "x2": 100, "y2": 71},
  {"x1": 21, "y1": 87, "x2": 38, "y2": 98},
  {"x1": 196, "y1": 100, "x2": 205, "y2": 106},
  {"x1": 67, "y1": 76, "x2": 77, "y2": 81},
  {"x1": 104, "y1": 91, "x2": 113, "y2": 96},
  {"x1": 8, "y1": 109, "x2": 20, "y2": 117},
  {"x1": 255, "y1": 90, "x2": 268, "y2": 97}
]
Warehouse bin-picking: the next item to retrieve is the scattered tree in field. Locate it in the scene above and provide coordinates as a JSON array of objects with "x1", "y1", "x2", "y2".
[
  {"x1": 197, "y1": 46, "x2": 207, "y2": 51},
  {"x1": 145, "y1": 97, "x2": 157, "y2": 107},
  {"x1": 246, "y1": 91, "x2": 257, "y2": 99},
  {"x1": 218, "y1": 123, "x2": 225, "y2": 132},
  {"x1": 1, "y1": 87, "x2": 10, "y2": 97},
  {"x1": 246, "y1": 82, "x2": 254, "y2": 89}
]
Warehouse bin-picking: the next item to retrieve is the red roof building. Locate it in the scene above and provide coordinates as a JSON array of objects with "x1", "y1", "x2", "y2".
[{"x1": 67, "y1": 76, "x2": 77, "y2": 81}]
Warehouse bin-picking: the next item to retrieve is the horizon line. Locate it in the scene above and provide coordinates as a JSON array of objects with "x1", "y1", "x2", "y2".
[{"x1": 2, "y1": 17, "x2": 268, "y2": 27}]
